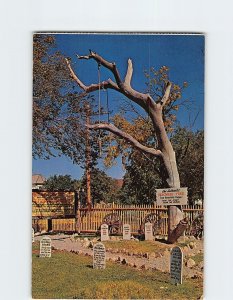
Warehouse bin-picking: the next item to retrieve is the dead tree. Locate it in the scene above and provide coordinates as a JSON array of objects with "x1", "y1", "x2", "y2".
[{"x1": 65, "y1": 50, "x2": 188, "y2": 243}]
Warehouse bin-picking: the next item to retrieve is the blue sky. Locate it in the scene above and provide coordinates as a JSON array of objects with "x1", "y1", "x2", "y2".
[{"x1": 33, "y1": 33, "x2": 204, "y2": 180}]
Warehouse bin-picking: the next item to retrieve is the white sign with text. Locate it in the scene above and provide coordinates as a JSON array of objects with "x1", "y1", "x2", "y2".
[{"x1": 156, "y1": 188, "x2": 188, "y2": 205}]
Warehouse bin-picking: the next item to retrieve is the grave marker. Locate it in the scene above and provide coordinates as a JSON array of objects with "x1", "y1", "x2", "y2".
[
  {"x1": 170, "y1": 246, "x2": 183, "y2": 284},
  {"x1": 101, "y1": 224, "x2": 109, "y2": 241},
  {"x1": 123, "y1": 224, "x2": 131, "y2": 240},
  {"x1": 93, "y1": 242, "x2": 106, "y2": 269},
  {"x1": 40, "y1": 237, "x2": 52, "y2": 258},
  {"x1": 145, "y1": 222, "x2": 153, "y2": 241},
  {"x1": 32, "y1": 228, "x2": 34, "y2": 243}
]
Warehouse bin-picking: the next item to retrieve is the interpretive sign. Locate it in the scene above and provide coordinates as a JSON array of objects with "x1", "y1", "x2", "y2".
[
  {"x1": 123, "y1": 224, "x2": 131, "y2": 240},
  {"x1": 156, "y1": 188, "x2": 188, "y2": 205},
  {"x1": 32, "y1": 191, "x2": 75, "y2": 218},
  {"x1": 40, "y1": 237, "x2": 52, "y2": 258},
  {"x1": 170, "y1": 246, "x2": 183, "y2": 284},
  {"x1": 93, "y1": 242, "x2": 106, "y2": 269},
  {"x1": 101, "y1": 224, "x2": 109, "y2": 241},
  {"x1": 32, "y1": 228, "x2": 34, "y2": 243},
  {"x1": 145, "y1": 222, "x2": 153, "y2": 241}
]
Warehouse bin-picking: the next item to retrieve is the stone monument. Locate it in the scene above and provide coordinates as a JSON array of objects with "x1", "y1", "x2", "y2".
[
  {"x1": 123, "y1": 224, "x2": 131, "y2": 240},
  {"x1": 101, "y1": 224, "x2": 109, "y2": 241},
  {"x1": 40, "y1": 237, "x2": 52, "y2": 258},
  {"x1": 170, "y1": 246, "x2": 183, "y2": 284},
  {"x1": 144, "y1": 222, "x2": 153, "y2": 241},
  {"x1": 93, "y1": 242, "x2": 106, "y2": 269}
]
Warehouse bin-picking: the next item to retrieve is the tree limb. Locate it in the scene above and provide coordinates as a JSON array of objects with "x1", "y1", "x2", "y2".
[
  {"x1": 161, "y1": 82, "x2": 172, "y2": 107},
  {"x1": 65, "y1": 58, "x2": 120, "y2": 93},
  {"x1": 77, "y1": 50, "x2": 122, "y2": 87},
  {"x1": 124, "y1": 58, "x2": 133, "y2": 86},
  {"x1": 75, "y1": 51, "x2": 157, "y2": 112},
  {"x1": 87, "y1": 123, "x2": 162, "y2": 157}
]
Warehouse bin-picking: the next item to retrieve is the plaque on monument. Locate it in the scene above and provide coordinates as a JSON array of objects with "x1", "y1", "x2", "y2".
[
  {"x1": 123, "y1": 224, "x2": 131, "y2": 240},
  {"x1": 145, "y1": 222, "x2": 153, "y2": 241},
  {"x1": 93, "y1": 242, "x2": 106, "y2": 269},
  {"x1": 40, "y1": 237, "x2": 52, "y2": 258},
  {"x1": 170, "y1": 246, "x2": 183, "y2": 284},
  {"x1": 32, "y1": 228, "x2": 34, "y2": 243},
  {"x1": 101, "y1": 224, "x2": 109, "y2": 241}
]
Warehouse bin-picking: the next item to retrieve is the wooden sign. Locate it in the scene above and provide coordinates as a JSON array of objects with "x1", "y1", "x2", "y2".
[
  {"x1": 170, "y1": 246, "x2": 183, "y2": 284},
  {"x1": 40, "y1": 237, "x2": 52, "y2": 258},
  {"x1": 101, "y1": 224, "x2": 109, "y2": 241},
  {"x1": 156, "y1": 188, "x2": 188, "y2": 205},
  {"x1": 93, "y1": 242, "x2": 106, "y2": 269},
  {"x1": 123, "y1": 224, "x2": 131, "y2": 240},
  {"x1": 145, "y1": 222, "x2": 153, "y2": 241},
  {"x1": 32, "y1": 228, "x2": 34, "y2": 243},
  {"x1": 32, "y1": 191, "x2": 75, "y2": 218}
]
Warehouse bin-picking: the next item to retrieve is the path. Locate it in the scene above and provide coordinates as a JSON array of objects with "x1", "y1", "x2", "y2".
[{"x1": 34, "y1": 234, "x2": 203, "y2": 279}]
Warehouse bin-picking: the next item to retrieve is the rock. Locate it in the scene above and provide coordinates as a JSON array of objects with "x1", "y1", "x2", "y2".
[
  {"x1": 177, "y1": 236, "x2": 188, "y2": 243},
  {"x1": 128, "y1": 262, "x2": 134, "y2": 267},
  {"x1": 186, "y1": 258, "x2": 196, "y2": 268},
  {"x1": 189, "y1": 242, "x2": 196, "y2": 249},
  {"x1": 198, "y1": 261, "x2": 204, "y2": 270},
  {"x1": 188, "y1": 236, "x2": 197, "y2": 241},
  {"x1": 122, "y1": 258, "x2": 127, "y2": 265},
  {"x1": 83, "y1": 237, "x2": 89, "y2": 242},
  {"x1": 163, "y1": 249, "x2": 170, "y2": 257},
  {"x1": 150, "y1": 252, "x2": 156, "y2": 258},
  {"x1": 191, "y1": 271, "x2": 203, "y2": 279},
  {"x1": 83, "y1": 241, "x2": 91, "y2": 248},
  {"x1": 183, "y1": 246, "x2": 190, "y2": 254},
  {"x1": 140, "y1": 264, "x2": 146, "y2": 269}
]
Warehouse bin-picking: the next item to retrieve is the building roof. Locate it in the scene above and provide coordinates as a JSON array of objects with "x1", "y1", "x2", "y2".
[{"x1": 32, "y1": 174, "x2": 46, "y2": 185}]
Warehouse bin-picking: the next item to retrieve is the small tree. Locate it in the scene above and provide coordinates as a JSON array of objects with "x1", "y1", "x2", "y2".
[
  {"x1": 65, "y1": 50, "x2": 190, "y2": 243},
  {"x1": 44, "y1": 175, "x2": 75, "y2": 191}
]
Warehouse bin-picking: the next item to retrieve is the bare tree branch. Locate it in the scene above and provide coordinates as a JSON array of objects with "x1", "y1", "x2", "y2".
[
  {"x1": 65, "y1": 58, "x2": 120, "y2": 93},
  {"x1": 87, "y1": 123, "x2": 162, "y2": 157},
  {"x1": 124, "y1": 58, "x2": 133, "y2": 86},
  {"x1": 161, "y1": 82, "x2": 172, "y2": 107},
  {"x1": 77, "y1": 50, "x2": 122, "y2": 87}
]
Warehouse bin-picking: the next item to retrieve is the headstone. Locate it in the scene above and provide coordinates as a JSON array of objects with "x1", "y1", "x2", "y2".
[
  {"x1": 101, "y1": 224, "x2": 109, "y2": 241},
  {"x1": 145, "y1": 222, "x2": 153, "y2": 241},
  {"x1": 170, "y1": 246, "x2": 183, "y2": 284},
  {"x1": 40, "y1": 237, "x2": 52, "y2": 258},
  {"x1": 32, "y1": 228, "x2": 34, "y2": 243},
  {"x1": 123, "y1": 224, "x2": 131, "y2": 240},
  {"x1": 93, "y1": 242, "x2": 106, "y2": 269}
]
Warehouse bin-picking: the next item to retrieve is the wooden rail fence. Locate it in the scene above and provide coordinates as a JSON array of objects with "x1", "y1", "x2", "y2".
[{"x1": 34, "y1": 203, "x2": 203, "y2": 236}]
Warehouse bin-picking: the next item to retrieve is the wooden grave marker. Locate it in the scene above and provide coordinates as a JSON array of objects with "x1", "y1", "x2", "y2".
[
  {"x1": 101, "y1": 224, "x2": 109, "y2": 241},
  {"x1": 123, "y1": 224, "x2": 131, "y2": 240},
  {"x1": 145, "y1": 222, "x2": 153, "y2": 241},
  {"x1": 170, "y1": 246, "x2": 183, "y2": 284},
  {"x1": 40, "y1": 237, "x2": 52, "y2": 258},
  {"x1": 93, "y1": 242, "x2": 106, "y2": 269}
]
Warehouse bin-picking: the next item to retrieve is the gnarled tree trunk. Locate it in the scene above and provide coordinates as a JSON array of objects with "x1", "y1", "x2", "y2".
[{"x1": 65, "y1": 50, "x2": 188, "y2": 243}]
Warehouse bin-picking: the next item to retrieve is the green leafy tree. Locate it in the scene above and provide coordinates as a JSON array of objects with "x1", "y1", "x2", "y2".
[
  {"x1": 80, "y1": 168, "x2": 117, "y2": 206},
  {"x1": 119, "y1": 126, "x2": 204, "y2": 205},
  {"x1": 44, "y1": 175, "x2": 76, "y2": 191},
  {"x1": 33, "y1": 34, "x2": 102, "y2": 167}
]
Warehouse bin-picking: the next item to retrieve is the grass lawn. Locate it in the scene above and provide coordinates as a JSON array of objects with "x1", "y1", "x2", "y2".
[
  {"x1": 32, "y1": 242, "x2": 203, "y2": 299},
  {"x1": 102, "y1": 239, "x2": 172, "y2": 255}
]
